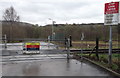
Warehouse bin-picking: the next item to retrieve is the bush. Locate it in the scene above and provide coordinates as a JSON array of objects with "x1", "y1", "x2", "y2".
[{"x1": 111, "y1": 64, "x2": 119, "y2": 70}]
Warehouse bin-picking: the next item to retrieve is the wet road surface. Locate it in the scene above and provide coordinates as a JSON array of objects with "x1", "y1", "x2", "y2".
[
  {"x1": 1, "y1": 42, "x2": 116, "y2": 76},
  {"x1": 2, "y1": 55, "x2": 114, "y2": 76}
]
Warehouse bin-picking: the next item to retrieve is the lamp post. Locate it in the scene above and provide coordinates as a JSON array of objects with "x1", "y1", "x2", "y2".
[{"x1": 48, "y1": 18, "x2": 56, "y2": 40}]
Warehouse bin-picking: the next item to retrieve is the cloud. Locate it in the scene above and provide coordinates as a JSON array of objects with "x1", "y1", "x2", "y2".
[{"x1": 0, "y1": 0, "x2": 114, "y2": 25}]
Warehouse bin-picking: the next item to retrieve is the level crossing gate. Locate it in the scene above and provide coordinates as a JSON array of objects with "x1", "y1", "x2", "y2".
[{"x1": 1, "y1": 36, "x2": 71, "y2": 63}]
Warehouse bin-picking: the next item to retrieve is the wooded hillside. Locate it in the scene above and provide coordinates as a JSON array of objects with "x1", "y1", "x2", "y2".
[{"x1": 2, "y1": 21, "x2": 119, "y2": 41}]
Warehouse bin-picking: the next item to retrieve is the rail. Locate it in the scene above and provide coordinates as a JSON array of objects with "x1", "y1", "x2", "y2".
[{"x1": 69, "y1": 49, "x2": 120, "y2": 54}]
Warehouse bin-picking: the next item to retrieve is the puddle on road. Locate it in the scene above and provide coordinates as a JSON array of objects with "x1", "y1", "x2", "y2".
[
  {"x1": 2, "y1": 59, "x2": 114, "y2": 76},
  {"x1": 22, "y1": 63, "x2": 40, "y2": 76}
]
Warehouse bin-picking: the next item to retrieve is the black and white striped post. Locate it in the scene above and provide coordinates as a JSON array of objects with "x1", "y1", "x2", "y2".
[{"x1": 67, "y1": 38, "x2": 70, "y2": 59}]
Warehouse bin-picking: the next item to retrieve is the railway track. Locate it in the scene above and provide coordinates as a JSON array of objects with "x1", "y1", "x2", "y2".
[{"x1": 70, "y1": 49, "x2": 120, "y2": 54}]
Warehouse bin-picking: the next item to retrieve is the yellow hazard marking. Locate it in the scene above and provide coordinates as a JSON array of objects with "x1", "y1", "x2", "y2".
[{"x1": 25, "y1": 42, "x2": 40, "y2": 45}]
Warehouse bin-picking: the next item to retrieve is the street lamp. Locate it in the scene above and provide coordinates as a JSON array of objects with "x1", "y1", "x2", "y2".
[{"x1": 48, "y1": 18, "x2": 56, "y2": 40}]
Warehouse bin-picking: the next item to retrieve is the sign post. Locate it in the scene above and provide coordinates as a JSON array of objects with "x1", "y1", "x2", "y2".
[
  {"x1": 109, "y1": 26, "x2": 112, "y2": 64},
  {"x1": 104, "y1": 2, "x2": 120, "y2": 65}
]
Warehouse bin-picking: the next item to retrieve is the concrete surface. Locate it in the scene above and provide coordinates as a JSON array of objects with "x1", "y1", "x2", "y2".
[{"x1": 2, "y1": 57, "x2": 113, "y2": 76}]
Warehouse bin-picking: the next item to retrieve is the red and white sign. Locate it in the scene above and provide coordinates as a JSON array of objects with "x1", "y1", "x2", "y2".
[
  {"x1": 105, "y1": 2, "x2": 119, "y2": 14},
  {"x1": 104, "y1": 2, "x2": 120, "y2": 25}
]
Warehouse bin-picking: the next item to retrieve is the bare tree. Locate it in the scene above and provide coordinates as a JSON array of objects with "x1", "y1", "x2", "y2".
[
  {"x1": 2, "y1": 6, "x2": 20, "y2": 42},
  {"x1": 3, "y1": 6, "x2": 20, "y2": 22}
]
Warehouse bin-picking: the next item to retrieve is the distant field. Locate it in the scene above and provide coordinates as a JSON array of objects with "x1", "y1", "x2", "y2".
[{"x1": 72, "y1": 40, "x2": 119, "y2": 49}]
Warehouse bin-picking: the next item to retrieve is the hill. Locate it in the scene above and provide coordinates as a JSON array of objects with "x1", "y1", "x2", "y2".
[{"x1": 2, "y1": 21, "x2": 119, "y2": 41}]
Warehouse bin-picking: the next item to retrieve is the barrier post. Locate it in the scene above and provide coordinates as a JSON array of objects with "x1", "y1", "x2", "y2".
[
  {"x1": 4, "y1": 34, "x2": 7, "y2": 49},
  {"x1": 67, "y1": 38, "x2": 70, "y2": 59}
]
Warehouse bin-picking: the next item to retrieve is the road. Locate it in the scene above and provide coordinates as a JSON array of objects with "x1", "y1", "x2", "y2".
[
  {"x1": 2, "y1": 57, "x2": 114, "y2": 76},
  {"x1": 1, "y1": 42, "x2": 117, "y2": 76}
]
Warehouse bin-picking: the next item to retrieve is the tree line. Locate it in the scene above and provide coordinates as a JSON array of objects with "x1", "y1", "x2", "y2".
[
  {"x1": 2, "y1": 21, "x2": 119, "y2": 41},
  {"x1": 2, "y1": 6, "x2": 119, "y2": 42}
]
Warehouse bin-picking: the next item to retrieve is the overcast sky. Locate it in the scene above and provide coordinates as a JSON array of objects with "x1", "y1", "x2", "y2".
[{"x1": 0, "y1": 0, "x2": 117, "y2": 26}]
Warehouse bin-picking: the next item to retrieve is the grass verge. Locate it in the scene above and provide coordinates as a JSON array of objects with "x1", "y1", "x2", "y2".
[{"x1": 73, "y1": 53, "x2": 120, "y2": 74}]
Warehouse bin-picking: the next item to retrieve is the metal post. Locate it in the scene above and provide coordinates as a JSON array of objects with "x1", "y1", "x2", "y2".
[
  {"x1": 48, "y1": 36, "x2": 50, "y2": 48},
  {"x1": 81, "y1": 40, "x2": 83, "y2": 61},
  {"x1": 65, "y1": 37, "x2": 67, "y2": 50},
  {"x1": 52, "y1": 21, "x2": 54, "y2": 40},
  {"x1": 96, "y1": 37, "x2": 99, "y2": 60},
  {"x1": 108, "y1": 26, "x2": 112, "y2": 65},
  {"x1": 81, "y1": 33, "x2": 84, "y2": 61},
  {"x1": 67, "y1": 38, "x2": 70, "y2": 59},
  {"x1": 48, "y1": 18, "x2": 55, "y2": 41},
  {"x1": 69, "y1": 35, "x2": 72, "y2": 47},
  {"x1": 4, "y1": 34, "x2": 7, "y2": 49},
  {"x1": 52, "y1": 21, "x2": 55, "y2": 40}
]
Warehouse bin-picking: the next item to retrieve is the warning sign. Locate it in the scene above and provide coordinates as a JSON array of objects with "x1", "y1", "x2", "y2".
[
  {"x1": 23, "y1": 42, "x2": 40, "y2": 54},
  {"x1": 104, "y1": 2, "x2": 120, "y2": 25},
  {"x1": 25, "y1": 42, "x2": 40, "y2": 51}
]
